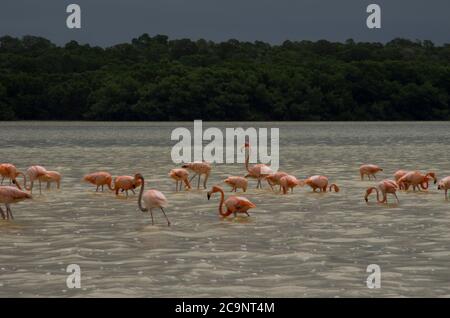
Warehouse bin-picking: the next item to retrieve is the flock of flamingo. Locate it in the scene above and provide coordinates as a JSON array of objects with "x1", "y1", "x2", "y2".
[{"x1": 0, "y1": 143, "x2": 449, "y2": 224}]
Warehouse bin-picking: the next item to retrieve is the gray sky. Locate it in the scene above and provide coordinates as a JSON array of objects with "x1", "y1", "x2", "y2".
[{"x1": 1, "y1": 0, "x2": 449, "y2": 46}]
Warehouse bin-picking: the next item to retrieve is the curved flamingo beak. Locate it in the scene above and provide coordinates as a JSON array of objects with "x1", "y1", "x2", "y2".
[{"x1": 207, "y1": 192, "x2": 211, "y2": 200}]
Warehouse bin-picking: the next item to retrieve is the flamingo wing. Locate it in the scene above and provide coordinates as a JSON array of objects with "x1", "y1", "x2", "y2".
[
  {"x1": 259, "y1": 165, "x2": 274, "y2": 175},
  {"x1": 144, "y1": 190, "x2": 168, "y2": 208},
  {"x1": 234, "y1": 196, "x2": 256, "y2": 209}
]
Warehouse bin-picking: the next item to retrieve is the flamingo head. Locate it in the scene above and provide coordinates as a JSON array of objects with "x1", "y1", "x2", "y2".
[
  {"x1": 207, "y1": 185, "x2": 222, "y2": 200},
  {"x1": 134, "y1": 173, "x2": 144, "y2": 182},
  {"x1": 437, "y1": 180, "x2": 445, "y2": 190},
  {"x1": 427, "y1": 172, "x2": 437, "y2": 184},
  {"x1": 12, "y1": 179, "x2": 22, "y2": 190},
  {"x1": 365, "y1": 188, "x2": 375, "y2": 202}
]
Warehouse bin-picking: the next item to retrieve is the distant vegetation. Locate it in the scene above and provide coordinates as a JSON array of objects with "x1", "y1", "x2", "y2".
[{"x1": 0, "y1": 34, "x2": 449, "y2": 120}]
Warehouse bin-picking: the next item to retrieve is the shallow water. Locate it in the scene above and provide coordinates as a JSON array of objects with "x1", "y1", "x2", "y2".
[{"x1": 0, "y1": 121, "x2": 449, "y2": 297}]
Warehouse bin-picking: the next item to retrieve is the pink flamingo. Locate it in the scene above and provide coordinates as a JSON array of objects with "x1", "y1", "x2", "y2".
[
  {"x1": 0, "y1": 163, "x2": 26, "y2": 189},
  {"x1": 113, "y1": 175, "x2": 142, "y2": 197},
  {"x1": 279, "y1": 175, "x2": 303, "y2": 194},
  {"x1": 224, "y1": 176, "x2": 248, "y2": 192},
  {"x1": 207, "y1": 185, "x2": 256, "y2": 218},
  {"x1": 365, "y1": 179, "x2": 399, "y2": 204},
  {"x1": 243, "y1": 143, "x2": 273, "y2": 189},
  {"x1": 25, "y1": 165, "x2": 48, "y2": 194},
  {"x1": 265, "y1": 172, "x2": 289, "y2": 192},
  {"x1": 169, "y1": 168, "x2": 191, "y2": 192},
  {"x1": 39, "y1": 171, "x2": 61, "y2": 190},
  {"x1": 83, "y1": 172, "x2": 114, "y2": 192},
  {"x1": 359, "y1": 164, "x2": 383, "y2": 180},
  {"x1": 437, "y1": 176, "x2": 450, "y2": 200},
  {"x1": 397, "y1": 171, "x2": 437, "y2": 191},
  {"x1": 304, "y1": 175, "x2": 339, "y2": 193},
  {"x1": 0, "y1": 186, "x2": 32, "y2": 220},
  {"x1": 135, "y1": 173, "x2": 170, "y2": 226},
  {"x1": 182, "y1": 161, "x2": 211, "y2": 189}
]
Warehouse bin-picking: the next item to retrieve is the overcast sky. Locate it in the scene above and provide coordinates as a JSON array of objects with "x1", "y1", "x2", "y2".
[{"x1": 1, "y1": 0, "x2": 449, "y2": 46}]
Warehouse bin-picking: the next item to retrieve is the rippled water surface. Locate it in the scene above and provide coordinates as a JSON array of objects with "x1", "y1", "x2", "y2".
[{"x1": 0, "y1": 121, "x2": 450, "y2": 297}]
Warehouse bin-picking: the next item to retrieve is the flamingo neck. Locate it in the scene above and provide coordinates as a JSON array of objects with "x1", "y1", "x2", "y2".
[
  {"x1": 107, "y1": 179, "x2": 114, "y2": 191},
  {"x1": 216, "y1": 188, "x2": 228, "y2": 216},
  {"x1": 244, "y1": 149, "x2": 251, "y2": 173},
  {"x1": 375, "y1": 187, "x2": 385, "y2": 203},
  {"x1": 137, "y1": 177, "x2": 147, "y2": 212}
]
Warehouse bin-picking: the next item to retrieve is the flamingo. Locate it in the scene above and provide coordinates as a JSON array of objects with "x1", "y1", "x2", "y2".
[
  {"x1": 304, "y1": 175, "x2": 339, "y2": 193},
  {"x1": 0, "y1": 163, "x2": 26, "y2": 189},
  {"x1": 135, "y1": 173, "x2": 170, "y2": 226},
  {"x1": 182, "y1": 161, "x2": 211, "y2": 189},
  {"x1": 39, "y1": 171, "x2": 61, "y2": 190},
  {"x1": 397, "y1": 171, "x2": 437, "y2": 191},
  {"x1": 243, "y1": 143, "x2": 273, "y2": 189},
  {"x1": 437, "y1": 176, "x2": 450, "y2": 200},
  {"x1": 0, "y1": 186, "x2": 32, "y2": 220},
  {"x1": 224, "y1": 176, "x2": 248, "y2": 192},
  {"x1": 26, "y1": 165, "x2": 48, "y2": 194},
  {"x1": 113, "y1": 175, "x2": 142, "y2": 197},
  {"x1": 169, "y1": 168, "x2": 191, "y2": 192},
  {"x1": 83, "y1": 172, "x2": 114, "y2": 192},
  {"x1": 279, "y1": 175, "x2": 303, "y2": 194},
  {"x1": 207, "y1": 185, "x2": 256, "y2": 218},
  {"x1": 365, "y1": 179, "x2": 399, "y2": 204},
  {"x1": 265, "y1": 172, "x2": 289, "y2": 192},
  {"x1": 360, "y1": 164, "x2": 383, "y2": 180}
]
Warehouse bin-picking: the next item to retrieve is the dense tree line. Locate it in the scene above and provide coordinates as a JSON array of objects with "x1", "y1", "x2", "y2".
[{"x1": 0, "y1": 34, "x2": 449, "y2": 120}]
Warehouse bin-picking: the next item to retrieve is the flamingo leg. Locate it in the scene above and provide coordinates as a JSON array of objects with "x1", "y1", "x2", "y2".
[
  {"x1": 160, "y1": 207, "x2": 171, "y2": 226},
  {"x1": 0, "y1": 176, "x2": 4, "y2": 184},
  {"x1": 0, "y1": 207, "x2": 5, "y2": 219},
  {"x1": 445, "y1": 189, "x2": 448, "y2": 200},
  {"x1": 149, "y1": 209, "x2": 154, "y2": 225},
  {"x1": 394, "y1": 193, "x2": 400, "y2": 203},
  {"x1": 245, "y1": 212, "x2": 250, "y2": 217},
  {"x1": 203, "y1": 173, "x2": 209, "y2": 189},
  {"x1": 197, "y1": 174, "x2": 201, "y2": 189},
  {"x1": 175, "y1": 180, "x2": 178, "y2": 192},
  {"x1": 6, "y1": 204, "x2": 13, "y2": 220},
  {"x1": 96, "y1": 185, "x2": 99, "y2": 192},
  {"x1": 101, "y1": 185, "x2": 104, "y2": 192},
  {"x1": 125, "y1": 190, "x2": 129, "y2": 197},
  {"x1": 189, "y1": 173, "x2": 197, "y2": 183},
  {"x1": 131, "y1": 189, "x2": 136, "y2": 195},
  {"x1": 39, "y1": 180, "x2": 42, "y2": 194},
  {"x1": 47, "y1": 182, "x2": 51, "y2": 190}
]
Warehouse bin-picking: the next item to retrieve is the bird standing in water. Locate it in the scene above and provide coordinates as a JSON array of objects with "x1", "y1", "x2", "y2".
[
  {"x1": 135, "y1": 173, "x2": 170, "y2": 226},
  {"x1": 0, "y1": 186, "x2": 32, "y2": 220},
  {"x1": 207, "y1": 185, "x2": 256, "y2": 218}
]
